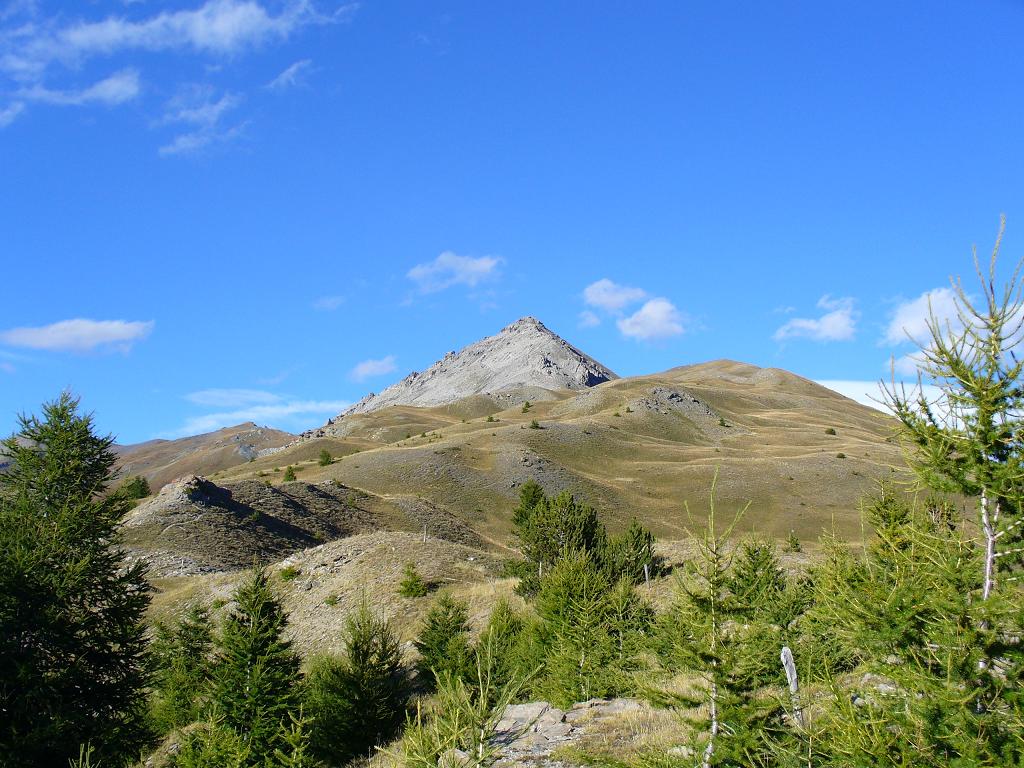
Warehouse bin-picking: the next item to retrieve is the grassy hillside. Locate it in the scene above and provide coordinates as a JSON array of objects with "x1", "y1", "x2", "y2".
[{"x1": 218, "y1": 360, "x2": 907, "y2": 543}]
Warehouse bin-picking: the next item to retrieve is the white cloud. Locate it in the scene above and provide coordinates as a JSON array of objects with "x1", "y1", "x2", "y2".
[
  {"x1": 0, "y1": 100, "x2": 24, "y2": 126},
  {"x1": 312, "y1": 295, "x2": 344, "y2": 311},
  {"x1": 350, "y1": 355, "x2": 397, "y2": 381},
  {"x1": 267, "y1": 57, "x2": 311, "y2": 89},
  {"x1": 582, "y1": 278, "x2": 646, "y2": 313},
  {"x1": 816, "y1": 379, "x2": 947, "y2": 415},
  {"x1": 158, "y1": 86, "x2": 245, "y2": 155},
  {"x1": 578, "y1": 310, "x2": 600, "y2": 328},
  {"x1": 0, "y1": 361, "x2": 14, "y2": 374},
  {"x1": 883, "y1": 287, "x2": 959, "y2": 346},
  {"x1": 170, "y1": 398, "x2": 350, "y2": 437},
  {"x1": 617, "y1": 298, "x2": 685, "y2": 340},
  {"x1": 10, "y1": 0, "x2": 335, "y2": 76},
  {"x1": 0, "y1": 318, "x2": 153, "y2": 352},
  {"x1": 407, "y1": 251, "x2": 502, "y2": 294},
  {"x1": 773, "y1": 295, "x2": 857, "y2": 342},
  {"x1": 185, "y1": 388, "x2": 281, "y2": 407},
  {"x1": 18, "y1": 67, "x2": 139, "y2": 105}
]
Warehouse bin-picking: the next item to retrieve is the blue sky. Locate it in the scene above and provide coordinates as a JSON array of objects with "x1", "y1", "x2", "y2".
[{"x1": 1, "y1": 1, "x2": 1022, "y2": 443}]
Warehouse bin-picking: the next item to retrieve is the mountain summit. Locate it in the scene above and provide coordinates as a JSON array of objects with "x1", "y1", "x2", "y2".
[{"x1": 341, "y1": 317, "x2": 617, "y2": 416}]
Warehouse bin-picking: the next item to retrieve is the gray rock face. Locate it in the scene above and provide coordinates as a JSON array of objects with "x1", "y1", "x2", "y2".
[{"x1": 340, "y1": 317, "x2": 617, "y2": 417}]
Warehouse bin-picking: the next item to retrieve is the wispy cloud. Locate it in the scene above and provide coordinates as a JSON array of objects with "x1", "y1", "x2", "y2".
[
  {"x1": 0, "y1": 0, "x2": 355, "y2": 131},
  {"x1": 17, "y1": 67, "x2": 139, "y2": 105},
  {"x1": 407, "y1": 251, "x2": 502, "y2": 294},
  {"x1": 773, "y1": 295, "x2": 858, "y2": 342},
  {"x1": 350, "y1": 355, "x2": 397, "y2": 381},
  {"x1": 583, "y1": 278, "x2": 646, "y2": 313},
  {"x1": 578, "y1": 310, "x2": 600, "y2": 328},
  {"x1": 4, "y1": 0, "x2": 340, "y2": 79},
  {"x1": 0, "y1": 318, "x2": 153, "y2": 352},
  {"x1": 617, "y1": 298, "x2": 685, "y2": 340},
  {"x1": 0, "y1": 100, "x2": 23, "y2": 126},
  {"x1": 170, "y1": 398, "x2": 350, "y2": 436},
  {"x1": 267, "y1": 57, "x2": 311, "y2": 89},
  {"x1": 158, "y1": 85, "x2": 244, "y2": 155},
  {"x1": 312, "y1": 294, "x2": 344, "y2": 311}
]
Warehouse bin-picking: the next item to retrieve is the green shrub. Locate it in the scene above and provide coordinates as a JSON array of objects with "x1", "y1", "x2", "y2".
[
  {"x1": 485, "y1": 415, "x2": 495, "y2": 423},
  {"x1": 719, "y1": 416, "x2": 728, "y2": 427},
  {"x1": 825, "y1": 427, "x2": 837, "y2": 435},
  {"x1": 398, "y1": 562, "x2": 429, "y2": 598},
  {"x1": 283, "y1": 466, "x2": 296, "y2": 481},
  {"x1": 836, "y1": 452, "x2": 846, "y2": 459},
  {"x1": 521, "y1": 401, "x2": 531, "y2": 413},
  {"x1": 317, "y1": 449, "x2": 332, "y2": 467},
  {"x1": 278, "y1": 566, "x2": 300, "y2": 582},
  {"x1": 529, "y1": 419, "x2": 541, "y2": 429}
]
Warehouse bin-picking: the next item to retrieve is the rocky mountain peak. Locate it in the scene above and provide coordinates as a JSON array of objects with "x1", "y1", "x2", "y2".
[{"x1": 333, "y1": 317, "x2": 617, "y2": 418}]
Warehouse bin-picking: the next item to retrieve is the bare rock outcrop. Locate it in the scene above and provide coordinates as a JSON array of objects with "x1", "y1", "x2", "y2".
[{"x1": 325, "y1": 317, "x2": 617, "y2": 424}]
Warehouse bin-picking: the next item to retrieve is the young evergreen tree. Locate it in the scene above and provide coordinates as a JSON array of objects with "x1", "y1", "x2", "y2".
[
  {"x1": 317, "y1": 449, "x2": 332, "y2": 467},
  {"x1": 800, "y1": 492, "x2": 1024, "y2": 766},
  {"x1": 658, "y1": 487, "x2": 795, "y2": 767},
  {"x1": 150, "y1": 603, "x2": 214, "y2": 734},
  {"x1": 512, "y1": 490, "x2": 606, "y2": 594},
  {"x1": 532, "y1": 549, "x2": 648, "y2": 707},
  {"x1": 415, "y1": 593, "x2": 475, "y2": 690},
  {"x1": 883, "y1": 217, "x2": 1024, "y2": 599},
  {"x1": 283, "y1": 466, "x2": 297, "y2": 482},
  {"x1": 399, "y1": 562, "x2": 430, "y2": 597},
  {"x1": 208, "y1": 568, "x2": 301, "y2": 766},
  {"x1": 116, "y1": 474, "x2": 151, "y2": 501},
  {"x1": 306, "y1": 602, "x2": 409, "y2": 764},
  {"x1": 0, "y1": 394, "x2": 152, "y2": 767}
]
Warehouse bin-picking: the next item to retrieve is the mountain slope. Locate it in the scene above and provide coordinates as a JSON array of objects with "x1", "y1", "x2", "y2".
[
  {"x1": 219, "y1": 360, "x2": 907, "y2": 543},
  {"x1": 334, "y1": 316, "x2": 617, "y2": 419},
  {"x1": 114, "y1": 422, "x2": 295, "y2": 492}
]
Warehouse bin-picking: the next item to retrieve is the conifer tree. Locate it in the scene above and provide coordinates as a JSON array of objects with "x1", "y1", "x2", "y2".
[
  {"x1": 150, "y1": 602, "x2": 214, "y2": 733},
  {"x1": 307, "y1": 602, "x2": 409, "y2": 764},
  {"x1": 883, "y1": 217, "x2": 1024, "y2": 598},
  {"x1": 399, "y1": 562, "x2": 430, "y2": 597},
  {"x1": 532, "y1": 549, "x2": 648, "y2": 707},
  {"x1": 208, "y1": 568, "x2": 301, "y2": 766},
  {"x1": 659, "y1": 487, "x2": 793, "y2": 767},
  {"x1": 415, "y1": 593, "x2": 475, "y2": 689},
  {"x1": 0, "y1": 394, "x2": 152, "y2": 767}
]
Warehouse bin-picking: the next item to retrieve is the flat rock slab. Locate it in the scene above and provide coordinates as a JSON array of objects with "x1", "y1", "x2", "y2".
[{"x1": 492, "y1": 698, "x2": 644, "y2": 767}]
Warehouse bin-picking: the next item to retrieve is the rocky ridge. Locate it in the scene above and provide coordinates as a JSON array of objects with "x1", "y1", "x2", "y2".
[{"x1": 316, "y1": 317, "x2": 617, "y2": 431}]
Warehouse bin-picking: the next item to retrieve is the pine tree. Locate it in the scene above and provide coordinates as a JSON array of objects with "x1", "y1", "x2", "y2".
[
  {"x1": 208, "y1": 568, "x2": 301, "y2": 765},
  {"x1": 307, "y1": 602, "x2": 409, "y2": 764},
  {"x1": 0, "y1": 394, "x2": 152, "y2": 767},
  {"x1": 414, "y1": 593, "x2": 475, "y2": 690},
  {"x1": 283, "y1": 466, "x2": 297, "y2": 481},
  {"x1": 317, "y1": 449, "x2": 332, "y2": 467},
  {"x1": 150, "y1": 603, "x2": 213, "y2": 733}
]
